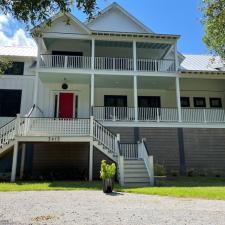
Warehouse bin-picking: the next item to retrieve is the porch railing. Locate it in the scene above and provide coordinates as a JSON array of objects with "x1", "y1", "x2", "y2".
[
  {"x1": 20, "y1": 118, "x2": 90, "y2": 136},
  {"x1": 40, "y1": 55, "x2": 91, "y2": 69},
  {"x1": 93, "y1": 107, "x2": 225, "y2": 123},
  {"x1": 39, "y1": 54, "x2": 175, "y2": 72},
  {"x1": 119, "y1": 143, "x2": 139, "y2": 159},
  {"x1": 94, "y1": 57, "x2": 134, "y2": 71},
  {"x1": 137, "y1": 59, "x2": 175, "y2": 72}
]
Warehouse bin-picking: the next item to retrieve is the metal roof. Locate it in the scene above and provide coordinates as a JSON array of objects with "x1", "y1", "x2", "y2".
[
  {"x1": 181, "y1": 55, "x2": 224, "y2": 72},
  {"x1": 0, "y1": 46, "x2": 37, "y2": 58}
]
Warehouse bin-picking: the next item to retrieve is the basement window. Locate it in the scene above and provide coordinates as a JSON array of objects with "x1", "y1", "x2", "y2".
[{"x1": 210, "y1": 98, "x2": 222, "y2": 108}]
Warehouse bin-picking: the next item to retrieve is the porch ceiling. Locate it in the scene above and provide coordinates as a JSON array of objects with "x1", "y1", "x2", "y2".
[{"x1": 39, "y1": 72, "x2": 90, "y2": 84}]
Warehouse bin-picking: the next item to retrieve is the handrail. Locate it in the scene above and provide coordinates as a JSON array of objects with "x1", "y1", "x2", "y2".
[
  {"x1": 0, "y1": 117, "x2": 16, "y2": 130},
  {"x1": 143, "y1": 139, "x2": 150, "y2": 156}
]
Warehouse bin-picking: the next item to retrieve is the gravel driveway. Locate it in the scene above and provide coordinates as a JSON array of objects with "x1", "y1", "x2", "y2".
[{"x1": 1, "y1": 190, "x2": 225, "y2": 225}]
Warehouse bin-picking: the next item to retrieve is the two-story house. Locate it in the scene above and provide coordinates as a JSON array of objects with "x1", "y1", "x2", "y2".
[{"x1": 0, "y1": 2, "x2": 225, "y2": 186}]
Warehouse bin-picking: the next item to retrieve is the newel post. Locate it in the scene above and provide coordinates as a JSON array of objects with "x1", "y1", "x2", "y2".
[{"x1": 15, "y1": 114, "x2": 21, "y2": 136}]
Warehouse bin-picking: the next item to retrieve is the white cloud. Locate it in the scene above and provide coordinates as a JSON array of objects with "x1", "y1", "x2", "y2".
[{"x1": 0, "y1": 14, "x2": 36, "y2": 47}]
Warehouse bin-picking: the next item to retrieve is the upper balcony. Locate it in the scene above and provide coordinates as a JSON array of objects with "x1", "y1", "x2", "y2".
[
  {"x1": 38, "y1": 39, "x2": 178, "y2": 73},
  {"x1": 39, "y1": 55, "x2": 175, "y2": 72}
]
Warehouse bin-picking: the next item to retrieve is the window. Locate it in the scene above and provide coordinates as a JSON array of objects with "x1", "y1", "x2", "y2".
[
  {"x1": 0, "y1": 90, "x2": 22, "y2": 116},
  {"x1": 104, "y1": 95, "x2": 127, "y2": 107},
  {"x1": 210, "y1": 98, "x2": 222, "y2": 108},
  {"x1": 194, "y1": 97, "x2": 206, "y2": 107},
  {"x1": 138, "y1": 96, "x2": 161, "y2": 108},
  {"x1": 181, "y1": 97, "x2": 190, "y2": 107},
  {"x1": 4, "y1": 62, "x2": 24, "y2": 75}
]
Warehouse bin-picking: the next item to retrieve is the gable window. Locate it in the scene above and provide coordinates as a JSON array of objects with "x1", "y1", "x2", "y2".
[
  {"x1": 210, "y1": 98, "x2": 222, "y2": 108},
  {"x1": 180, "y1": 97, "x2": 190, "y2": 107},
  {"x1": 4, "y1": 62, "x2": 24, "y2": 75},
  {"x1": 194, "y1": 97, "x2": 206, "y2": 108},
  {"x1": 0, "y1": 90, "x2": 22, "y2": 117}
]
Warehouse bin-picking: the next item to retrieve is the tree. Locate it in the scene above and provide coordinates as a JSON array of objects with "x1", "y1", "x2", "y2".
[
  {"x1": 0, "y1": 0, "x2": 98, "y2": 28},
  {"x1": 0, "y1": 57, "x2": 12, "y2": 75},
  {"x1": 201, "y1": 0, "x2": 225, "y2": 59}
]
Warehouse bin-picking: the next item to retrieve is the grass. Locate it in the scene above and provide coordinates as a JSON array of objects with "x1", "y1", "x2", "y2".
[{"x1": 1, "y1": 177, "x2": 225, "y2": 200}]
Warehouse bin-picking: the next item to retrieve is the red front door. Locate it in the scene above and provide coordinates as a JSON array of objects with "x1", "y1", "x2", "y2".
[{"x1": 59, "y1": 93, "x2": 74, "y2": 118}]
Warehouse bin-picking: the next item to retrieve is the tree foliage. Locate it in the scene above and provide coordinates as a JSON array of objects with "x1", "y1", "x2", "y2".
[
  {"x1": 0, "y1": 0, "x2": 98, "y2": 28},
  {"x1": 0, "y1": 57, "x2": 12, "y2": 75},
  {"x1": 201, "y1": 0, "x2": 225, "y2": 58}
]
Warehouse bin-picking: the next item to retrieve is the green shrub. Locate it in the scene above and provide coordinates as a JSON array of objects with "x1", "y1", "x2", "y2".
[
  {"x1": 100, "y1": 160, "x2": 116, "y2": 180},
  {"x1": 154, "y1": 163, "x2": 166, "y2": 176}
]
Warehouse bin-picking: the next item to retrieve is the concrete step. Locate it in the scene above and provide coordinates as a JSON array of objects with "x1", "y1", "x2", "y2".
[
  {"x1": 124, "y1": 164, "x2": 146, "y2": 169},
  {"x1": 124, "y1": 177, "x2": 150, "y2": 183},
  {"x1": 124, "y1": 172, "x2": 149, "y2": 178},
  {"x1": 124, "y1": 159, "x2": 144, "y2": 165},
  {"x1": 124, "y1": 182, "x2": 150, "y2": 187}
]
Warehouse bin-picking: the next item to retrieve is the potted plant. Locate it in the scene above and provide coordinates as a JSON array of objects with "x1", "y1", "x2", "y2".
[{"x1": 100, "y1": 160, "x2": 116, "y2": 193}]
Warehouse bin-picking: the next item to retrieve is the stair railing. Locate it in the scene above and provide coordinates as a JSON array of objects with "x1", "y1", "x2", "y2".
[
  {"x1": 92, "y1": 117, "x2": 118, "y2": 155},
  {"x1": 0, "y1": 118, "x2": 16, "y2": 148},
  {"x1": 139, "y1": 139, "x2": 154, "y2": 186}
]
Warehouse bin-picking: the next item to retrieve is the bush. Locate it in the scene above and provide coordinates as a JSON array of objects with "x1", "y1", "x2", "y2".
[
  {"x1": 100, "y1": 160, "x2": 116, "y2": 180},
  {"x1": 154, "y1": 163, "x2": 166, "y2": 176}
]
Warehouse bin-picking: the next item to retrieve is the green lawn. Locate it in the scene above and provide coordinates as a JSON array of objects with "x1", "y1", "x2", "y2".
[{"x1": 1, "y1": 177, "x2": 225, "y2": 200}]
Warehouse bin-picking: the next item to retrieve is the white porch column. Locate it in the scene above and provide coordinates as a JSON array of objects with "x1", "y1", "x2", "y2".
[
  {"x1": 176, "y1": 76, "x2": 182, "y2": 122},
  {"x1": 19, "y1": 143, "x2": 26, "y2": 179},
  {"x1": 90, "y1": 74, "x2": 95, "y2": 115},
  {"x1": 33, "y1": 37, "x2": 41, "y2": 116},
  {"x1": 91, "y1": 38, "x2": 95, "y2": 70},
  {"x1": 133, "y1": 40, "x2": 137, "y2": 71},
  {"x1": 134, "y1": 75, "x2": 138, "y2": 121},
  {"x1": 11, "y1": 142, "x2": 19, "y2": 182},
  {"x1": 89, "y1": 142, "x2": 93, "y2": 181}
]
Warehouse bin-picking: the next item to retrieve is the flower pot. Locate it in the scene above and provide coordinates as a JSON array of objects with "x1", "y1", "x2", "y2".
[{"x1": 102, "y1": 178, "x2": 114, "y2": 193}]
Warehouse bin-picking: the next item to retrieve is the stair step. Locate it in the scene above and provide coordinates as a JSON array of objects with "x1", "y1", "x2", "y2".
[
  {"x1": 124, "y1": 164, "x2": 146, "y2": 169},
  {"x1": 124, "y1": 173, "x2": 149, "y2": 178},
  {"x1": 124, "y1": 160, "x2": 145, "y2": 165},
  {"x1": 124, "y1": 182, "x2": 150, "y2": 187},
  {"x1": 124, "y1": 177, "x2": 150, "y2": 183}
]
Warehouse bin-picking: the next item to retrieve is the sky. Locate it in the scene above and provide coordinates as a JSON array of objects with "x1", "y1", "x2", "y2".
[{"x1": 0, "y1": 0, "x2": 208, "y2": 55}]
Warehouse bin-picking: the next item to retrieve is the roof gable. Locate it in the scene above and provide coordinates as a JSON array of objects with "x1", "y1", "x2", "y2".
[
  {"x1": 37, "y1": 13, "x2": 90, "y2": 35},
  {"x1": 87, "y1": 3, "x2": 152, "y2": 33}
]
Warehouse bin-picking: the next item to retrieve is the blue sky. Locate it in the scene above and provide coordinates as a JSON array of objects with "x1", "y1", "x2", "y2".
[{"x1": 0, "y1": 0, "x2": 208, "y2": 54}]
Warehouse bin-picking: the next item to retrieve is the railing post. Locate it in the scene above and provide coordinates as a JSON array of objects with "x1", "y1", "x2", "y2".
[
  {"x1": 90, "y1": 116, "x2": 94, "y2": 137},
  {"x1": 156, "y1": 108, "x2": 160, "y2": 122},
  {"x1": 15, "y1": 114, "x2": 21, "y2": 136},
  {"x1": 116, "y1": 133, "x2": 120, "y2": 142},
  {"x1": 113, "y1": 107, "x2": 116, "y2": 121},
  {"x1": 113, "y1": 58, "x2": 115, "y2": 70},
  {"x1": 203, "y1": 109, "x2": 207, "y2": 123},
  {"x1": 64, "y1": 56, "x2": 68, "y2": 68}
]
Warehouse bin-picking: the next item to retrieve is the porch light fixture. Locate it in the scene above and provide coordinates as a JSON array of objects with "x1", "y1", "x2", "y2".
[{"x1": 62, "y1": 78, "x2": 68, "y2": 90}]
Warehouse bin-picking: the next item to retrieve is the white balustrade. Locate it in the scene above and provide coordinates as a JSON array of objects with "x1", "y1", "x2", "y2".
[
  {"x1": 93, "y1": 120, "x2": 117, "y2": 154},
  {"x1": 40, "y1": 55, "x2": 176, "y2": 72},
  {"x1": 20, "y1": 118, "x2": 90, "y2": 136},
  {"x1": 94, "y1": 57, "x2": 134, "y2": 70},
  {"x1": 40, "y1": 55, "x2": 91, "y2": 69},
  {"x1": 181, "y1": 108, "x2": 225, "y2": 123},
  {"x1": 0, "y1": 118, "x2": 16, "y2": 147},
  {"x1": 137, "y1": 59, "x2": 175, "y2": 72},
  {"x1": 93, "y1": 107, "x2": 135, "y2": 121},
  {"x1": 119, "y1": 143, "x2": 139, "y2": 159}
]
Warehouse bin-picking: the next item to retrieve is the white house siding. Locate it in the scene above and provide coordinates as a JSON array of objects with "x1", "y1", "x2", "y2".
[
  {"x1": 0, "y1": 76, "x2": 35, "y2": 126},
  {"x1": 87, "y1": 7, "x2": 147, "y2": 33},
  {"x1": 36, "y1": 81, "x2": 90, "y2": 118}
]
